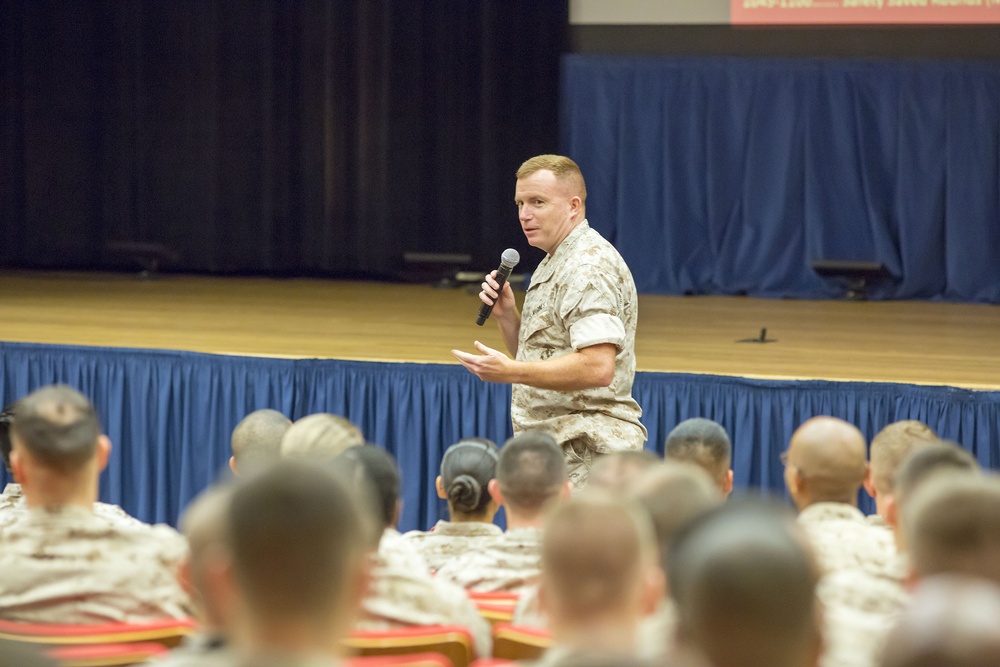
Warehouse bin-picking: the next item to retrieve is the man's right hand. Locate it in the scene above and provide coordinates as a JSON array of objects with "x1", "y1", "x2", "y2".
[{"x1": 480, "y1": 270, "x2": 516, "y2": 320}]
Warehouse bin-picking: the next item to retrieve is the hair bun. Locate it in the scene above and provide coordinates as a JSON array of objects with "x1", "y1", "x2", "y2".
[{"x1": 448, "y1": 474, "x2": 483, "y2": 513}]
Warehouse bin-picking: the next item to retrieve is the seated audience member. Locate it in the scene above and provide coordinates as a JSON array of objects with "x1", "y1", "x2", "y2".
[
  {"x1": 154, "y1": 484, "x2": 235, "y2": 665},
  {"x1": 629, "y1": 462, "x2": 724, "y2": 658},
  {"x1": 667, "y1": 501, "x2": 823, "y2": 667},
  {"x1": 587, "y1": 450, "x2": 661, "y2": 495},
  {"x1": 228, "y1": 408, "x2": 291, "y2": 476},
  {"x1": 334, "y1": 445, "x2": 492, "y2": 657},
  {"x1": 663, "y1": 418, "x2": 734, "y2": 495},
  {"x1": 436, "y1": 430, "x2": 571, "y2": 593},
  {"x1": 903, "y1": 472, "x2": 1000, "y2": 584},
  {"x1": 891, "y1": 441, "x2": 980, "y2": 552},
  {"x1": 402, "y1": 438, "x2": 502, "y2": 573},
  {"x1": 217, "y1": 461, "x2": 372, "y2": 666},
  {"x1": 0, "y1": 385, "x2": 190, "y2": 622},
  {"x1": 880, "y1": 575, "x2": 1000, "y2": 667},
  {"x1": 864, "y1": 420, "x2": 938, "y2": 529},
  {"x1": 783, "y1": 417, "x2": 898, "y2": 579},
  {"x1": 529, "y1": 495, "x2": 664, "y2": 666},
  {"x1": 0, "y1": 399, "x2": 144, "y2": 528},
  {"x1": 280, "y1": 412, "x2": 364, "y2": 463},
  {"x1": 783, "y1": 417, "x2": 907, "y2": 667}
]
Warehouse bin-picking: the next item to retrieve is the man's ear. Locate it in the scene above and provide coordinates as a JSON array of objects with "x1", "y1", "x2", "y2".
[
  {"x1": 723, "y1": 470, "x2": 734, "y2": 496},
  {"x1": 885, "y1": 494, "x2": 899, "y2": 529},
  {"x1": 640, "y1": 565, "x2": 666, "y2": 616},
  {"x1": 862, "y1": 464, "x2": 876, "y2": 499},
  {"x1": 10, "y1": 448, "x2": 25, "y2": 485},
  {"x1": 435, "y1": 476, "x2": 447, "y2": 500},
  {"x1": 488, "y1": 479, "x2": 505, "y2": 507},
  {"x1": 95, "y1": 436, "x2": 112, "y2": 472},
  {"x1": 392, "y1": 500, "x2": 403, "y2": 529},
  {"x1": 229, "y1": 456, "x2": 238, "y2": 477},
  {"x1": 560, "y1": 480, "x2": 573, "y2": 500}
]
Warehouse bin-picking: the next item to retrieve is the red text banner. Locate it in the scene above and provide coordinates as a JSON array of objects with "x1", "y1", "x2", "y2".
[{"x1": 732, "y1": 0, "x2": 1000, "y2": 25}]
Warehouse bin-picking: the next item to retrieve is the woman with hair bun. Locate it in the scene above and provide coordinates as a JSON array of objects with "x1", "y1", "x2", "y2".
[{"x1": 403, "y1": 438, "x2": 502, "y2": 573}]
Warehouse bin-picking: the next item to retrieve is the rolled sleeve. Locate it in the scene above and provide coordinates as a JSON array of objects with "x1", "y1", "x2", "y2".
[{"x1": 570, "y1": 313, "x2": 626, "y2": 351}]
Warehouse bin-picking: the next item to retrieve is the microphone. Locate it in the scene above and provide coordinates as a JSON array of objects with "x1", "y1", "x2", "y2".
[{"x1": 476, "y1": 248, "x2": 520, "y2": 326}]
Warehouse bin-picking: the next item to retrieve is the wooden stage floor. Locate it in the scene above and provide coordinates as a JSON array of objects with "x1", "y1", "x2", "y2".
[{"x1": 2, "y1": 271, "x2": 999, "y2": 390}]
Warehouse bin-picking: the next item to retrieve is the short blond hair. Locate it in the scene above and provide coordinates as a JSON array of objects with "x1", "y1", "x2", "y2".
[
  {"x1": 516, "y1": 155, "x2": 587, "y2": 203},
  {"x1": 870, "y1": 421, "x2": 938, "y2": 494},
  {"x1": 280, "y1": 413, "x2": 364, "y2": 463}
]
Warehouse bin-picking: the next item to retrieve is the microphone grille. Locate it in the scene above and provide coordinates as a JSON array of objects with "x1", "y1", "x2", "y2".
[{"x1": 501, "y1": 248, "x2": 520, "y2": 268}]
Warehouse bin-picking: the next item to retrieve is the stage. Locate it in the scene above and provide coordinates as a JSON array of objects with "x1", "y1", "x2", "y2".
[
  {"x1": 1, "y1": 271, "x2": 998, "y2": 529},
  {"x1": 2, "y1": 271, "x2": 999, "y2": 389}
]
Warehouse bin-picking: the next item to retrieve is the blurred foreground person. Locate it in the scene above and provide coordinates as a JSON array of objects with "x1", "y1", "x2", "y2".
[
  {"x1": 668, "y1": 500, "x2": 823, "y2": 667},
  {"x1": 530, "y1": 494, "x2": 663, "y2": 666}
]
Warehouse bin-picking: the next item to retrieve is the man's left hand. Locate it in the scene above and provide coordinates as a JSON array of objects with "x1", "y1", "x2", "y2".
[{"x1": 452, "y1": 341, "x2": 513, "y2": 383}]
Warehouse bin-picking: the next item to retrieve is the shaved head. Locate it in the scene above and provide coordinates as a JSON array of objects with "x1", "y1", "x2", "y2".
[
  {"x1": 588, "y1": 450, "x2": 661, "y2": 495},
  {"x1": 785, "y1": 417, "x2": 867, "y2": 509},
  {"x1": 630, "y1": 462, "x2": 722, "y2": 579},
  {"x1": 231, "y1": 409, "x2": 291, "y2": 475},
  {"x1": 497, "y1": 431, "x2": 568, "y2": 514},
  {"x1": 664, "y1": 418, "x2": 732, "y2": 491},
  {"x1": 869, "y1": 421, "x2": 938, "y2": 496}
]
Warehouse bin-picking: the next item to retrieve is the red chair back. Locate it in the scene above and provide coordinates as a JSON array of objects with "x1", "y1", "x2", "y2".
[
  {"x1": 0, "y1": 618, "x2": 195, "y2": 649},
  {"x1": 345, "y1": 626, "x2": 475, "y2": 667}
]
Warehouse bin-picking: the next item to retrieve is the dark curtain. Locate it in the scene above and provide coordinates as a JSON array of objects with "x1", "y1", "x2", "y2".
[
  {"x1": 0, "y1": 1, "x2": 565, "y2": 276},
  {"x1": 562, "y1": 56, "x2": 1000, "y2": 302},
  {"x1": 3, "y1": 342, "x2": 999, "y2": 529}
]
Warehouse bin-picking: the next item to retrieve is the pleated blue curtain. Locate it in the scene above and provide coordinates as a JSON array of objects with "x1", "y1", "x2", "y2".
[
  {"x1": 2, "y1": 342, "x2": 998, "y2": 527},
  {"x1": 562, "y1": 56, "x2": 1000, "y2": 302}
]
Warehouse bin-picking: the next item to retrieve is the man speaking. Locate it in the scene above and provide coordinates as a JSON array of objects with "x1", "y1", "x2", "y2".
[{"x1": 452, "y1": 155, "x2": 646, "y2": 490}]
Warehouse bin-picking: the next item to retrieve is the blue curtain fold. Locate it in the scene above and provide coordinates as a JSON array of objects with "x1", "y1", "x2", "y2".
[
  {"x1": 562, "y1": 56, "x2": 1000, "y2": 302},
  {"x1": 2, "y1": 342, "x2": 998, "y2": 527}
]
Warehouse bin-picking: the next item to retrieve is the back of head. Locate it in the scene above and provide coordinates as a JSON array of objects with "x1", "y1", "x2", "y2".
[
  {"x1": 280, "y1": 413, "x2": 364, "y2": 464},
  {"x1": 0, "y1": 401, "x2": 18, "y2": 471},
  {"x1": 905, "y1": 473, "x2": 1000, "y2": 583},
  {"x1": 516, "y1": 154, "x2": 587, "y2": 202},
  {"x1": 664, "y1": 418, "x2": 732, "y2": 490},
  {"x1": 869, "y1": 421, "x2": 938, "y2": 496},
  {"x1": 895, "y1": 441, "x2": 980, "y2": 508},
  {"x1": 668, "y1": 500, "x2": 821, "y2": 667},
  {"x1": 541, "y1": 494, "x2": 657, "y2": 627},
  {"x1": 881, "y1": 575, "x2": 1000, "y2": 667},
  {"x1": 231, "y1": 409, "x2": 291, "y2": 475},
  {"x1": 587, "y1": 450, "x2": 661, "y2": 495},
  {"x1": 440, "y1": 438, "x2": 499, "y2": 517},
  {"x1": 10, "y1": 386, "x2": 101, "y2": 473},
  {"x1": 630, "y1": 462, "x2": 722, "y2": 578},
  {"x1": 333, "y1": 445, "x2": 400, "y2": 530},
  {"x1": 497, "y1": 431, "x2": 568, "y2": 514},
  {"x1": 227, "y1": 461, "x2": 369, "y2": 625},
  {"x1": 786, "y1": 416, "x2": 867, "y2": 506}
]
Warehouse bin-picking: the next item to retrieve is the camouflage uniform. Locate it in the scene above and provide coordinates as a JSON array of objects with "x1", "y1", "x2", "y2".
[
  {"x1": 401, "y1": 520, "x2": 502, "y2": 574},
  {"x1": 0, "y1": 483, "x2": 147, "y2": 529},
  {"x1": 434, "y1": 527, "x2": 543, "y2": 594},
  {"x1": 798, "y1": 503, "x2": 909, "y2": 667},
  {"x1": 512, "y1": 221, "x2": 647, "y2": 490},
  {"x1": 357, "y1": 529, "x2": 492, "y2": 657},
  {"x1": 0, "y1": 504, "x2": 191, "y2": 622},
  {"x1": 864, "y1": 513, "x2": 890, "y2": 530}
]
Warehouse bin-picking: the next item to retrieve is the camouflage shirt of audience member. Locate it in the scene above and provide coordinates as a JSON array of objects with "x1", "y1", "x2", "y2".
[
  {"x1": 0, "y1": 483, "x2": 147, "y2": 530},
  {"x1": 401, "y1": 520, "x2": 503, "y2": 574},
  {"x1": 797, "y1": 503, "x2": 902, "y2": 581},
  {"x1": 434, "y1": 526, "x2": 544, "y2": 594},
  {"x1": 864, "y1": 513, "x2": 890, "y2": 530},
  {"x1": 357, "y1": 529, "x2": 492, "y2": 657},
  {"x1": 511, "y1": 222, "x2": 647, "y2": 462},
  {"x1": 818, "y1": 570, "x2": 908, "y2": 667},
  {"x1": 0, "y1": 505, "x2": 191, "y2": 623}
]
